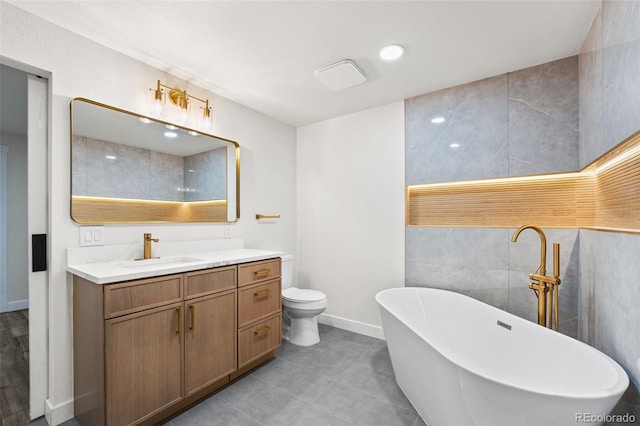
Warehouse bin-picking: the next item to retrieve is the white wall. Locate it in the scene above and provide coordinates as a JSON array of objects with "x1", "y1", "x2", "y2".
[
  {"x1": 296, "y1": 102, "x2": 405, "y2": 328},
  {"x1": 1, "y1": 2, "x2": 296, "y2": 423},
  {"x1": 2, "y1": 132, "x2": 28, "y2": 305}
]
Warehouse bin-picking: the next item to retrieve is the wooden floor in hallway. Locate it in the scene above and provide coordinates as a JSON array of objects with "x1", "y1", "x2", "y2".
[{"x1": 0, "y1": 309, "x2": 29, "y2": 426}]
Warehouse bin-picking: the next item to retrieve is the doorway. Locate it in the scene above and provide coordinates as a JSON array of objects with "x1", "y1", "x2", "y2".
[{"x1": 0, "y1": 61, "x2": 50, "y2": 423}]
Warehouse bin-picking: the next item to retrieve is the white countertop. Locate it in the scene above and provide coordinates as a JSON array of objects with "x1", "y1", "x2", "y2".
[{"x1": 67, "y1": 247, "x2": 284, "y2": 285}]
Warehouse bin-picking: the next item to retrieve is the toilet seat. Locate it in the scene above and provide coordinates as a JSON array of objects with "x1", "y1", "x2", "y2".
[{"x1": 282, "y1": 287, "x2": 326, "y2": 303}]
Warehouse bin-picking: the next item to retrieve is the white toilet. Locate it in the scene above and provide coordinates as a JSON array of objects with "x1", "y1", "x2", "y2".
[{"x1": 280, "y1": 255, "x2": 327, "y2": 346}]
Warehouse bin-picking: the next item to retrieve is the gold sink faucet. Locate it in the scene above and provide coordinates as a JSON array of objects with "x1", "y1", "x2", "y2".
[
  {"x1": 143, "y1": 233, "x2": 159, "y2": 260},
  {"x1": 511, "y1": 225, "x2": 561, "y2": 330}
]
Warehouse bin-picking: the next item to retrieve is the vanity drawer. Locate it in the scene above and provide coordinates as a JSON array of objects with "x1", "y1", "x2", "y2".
[
  {"x1": 238, "y1": 258, "x2": 281, "y2": 287},
  {"x1": 184, "y1": 266, "x2": 237, "y2": 299},
  {"x1": 238, "y1": 313, "x2": 281, "y2": 368},
  {"x1": 237, "y1": 279, "x2": 281, "y2": 327},
  {"x1": 104, "y1": 275, "x2": 183, "y2": 319}
]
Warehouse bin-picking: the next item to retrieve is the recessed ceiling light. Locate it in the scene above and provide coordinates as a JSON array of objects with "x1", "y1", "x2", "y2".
[
  {"x1": 188, "y1": 131, "x2": 199, "y2": 136},
  {"x1": 139, "y1": 117, "x2": 152, "y2": 124},
  {"x1": 431, "y1": 116, "x2": 446, "y2": 124},
  {"x1": 165, "y1": 124, "x2": 177, "y2": 130},
  {"x1": 164, "y1": 131, "x2": 178, "y2": 138},
  {"x1": 380, "y1": 44, "x2": 405, "y2": 61},
  {"x1": 450, "y1": 143, "x2": 460, "y2": 148},
  {"x1": 105, "y1": 155, "x2": 117, "y2": 160}
]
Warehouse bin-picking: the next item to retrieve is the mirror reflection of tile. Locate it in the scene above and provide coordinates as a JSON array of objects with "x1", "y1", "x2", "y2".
[{"x1": 72, "y1": 135, "x2": 226, "y2": 202}]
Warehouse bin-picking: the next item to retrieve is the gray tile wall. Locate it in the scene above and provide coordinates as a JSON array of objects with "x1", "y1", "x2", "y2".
[
  {"x1": 406, "y1": 227, "x2": 579, "y2": 337},
  {"x1": 579, "y1": 0, "x2": 640, "y2": 418},
  {"x1": 405, "y1": 56, "x2": 578, "y2": 185},
  {"x1": 405, "y1": 56, "x2": 580, "y2": 338}
]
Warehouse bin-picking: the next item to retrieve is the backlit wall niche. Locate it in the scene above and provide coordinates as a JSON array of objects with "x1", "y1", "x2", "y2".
[{"x1": 407, "y1": 130, "x2": 640, "y2": 234}]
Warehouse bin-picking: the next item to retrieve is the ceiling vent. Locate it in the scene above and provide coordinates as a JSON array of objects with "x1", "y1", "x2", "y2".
[{"x1": 314, "y1": 60, "x2": 366, "y2": 91}]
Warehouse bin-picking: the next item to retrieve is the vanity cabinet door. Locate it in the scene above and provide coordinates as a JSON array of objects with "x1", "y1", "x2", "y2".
[
  {"x1": 105, "y1": 303, "x2": 183, "y2": 426},
  {"x1": 184, "y1": 289, "x2": 237, "y2": 396}
]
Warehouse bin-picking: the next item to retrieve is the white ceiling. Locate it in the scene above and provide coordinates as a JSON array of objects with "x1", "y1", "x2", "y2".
[{"x1": 8, "y1": 1, "x2": 600, "y2": 127}]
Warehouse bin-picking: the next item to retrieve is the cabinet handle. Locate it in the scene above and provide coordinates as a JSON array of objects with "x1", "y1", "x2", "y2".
[
  {"x1": 254, "y1": 325, "x2": 271, "y2": 335},
  {"x1": 189, "y1": 305, "x2": 195, "y2": 330},
  {"x1": 254, "y1": 269, "x2": 271, "y2": 279},
  {"x1": 176, "y1": 307, "x2": 182, "y2": 335},
  {"x1": 254, "y1": 289, "x2": 271, "y2": 297}
]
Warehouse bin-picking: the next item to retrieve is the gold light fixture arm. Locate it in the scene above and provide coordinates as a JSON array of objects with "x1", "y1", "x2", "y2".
[
  {"x1": 150, "y1": 80, "x2": 212, "y2": 127},
  {"x1": 156, "y1": 80, "x2": 210, "y2": 107}
]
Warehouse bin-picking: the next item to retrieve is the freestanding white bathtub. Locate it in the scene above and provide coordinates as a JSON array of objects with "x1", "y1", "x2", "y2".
[{"x1": 376, "y1": 287, "x2": 629, "y2": 426}]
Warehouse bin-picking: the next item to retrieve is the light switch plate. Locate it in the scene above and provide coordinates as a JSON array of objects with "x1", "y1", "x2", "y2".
[{"x1": 79, "y1": 225, "x2": 105, "y2": 247}]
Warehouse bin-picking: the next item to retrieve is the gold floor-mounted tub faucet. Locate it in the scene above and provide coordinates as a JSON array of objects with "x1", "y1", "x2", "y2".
[{"x1": 511, "y1": 225, "x2": 561, "y2": 331}]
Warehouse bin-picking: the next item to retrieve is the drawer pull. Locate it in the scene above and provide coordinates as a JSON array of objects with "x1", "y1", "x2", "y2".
[
  {"x1": 254, "y1": 326, "x2": 271, "y2": 335},
  {"x1": 176, "y1": 307, "x2": 182, "y2": 335},
  {"x1": 254, "y1": 289, "x2": 272, "y2": 297},
  {"x1": 254, "y1": 269, "x2": 271, "y2": 279},
  {"x1": 189, "y1": 305, "x2": 195, "y2": 330}
]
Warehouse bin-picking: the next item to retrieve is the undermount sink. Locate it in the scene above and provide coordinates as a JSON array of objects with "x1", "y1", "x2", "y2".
[{"x1": 118, "y1": 256, "x2": 204, "y2": 269}]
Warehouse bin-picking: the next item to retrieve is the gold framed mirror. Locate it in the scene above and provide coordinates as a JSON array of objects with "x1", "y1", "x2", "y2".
[{"x1": 70, "y1": 98, "x2": 240, "y2": 223}]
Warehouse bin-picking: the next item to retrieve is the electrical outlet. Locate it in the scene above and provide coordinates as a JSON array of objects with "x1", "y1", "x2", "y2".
[
  {"x1": 79, "y1": 225, "x2": 105, "y2": 246},
  {"x1": 224, "y1": 225, "x2": 231, "y2": 239}
]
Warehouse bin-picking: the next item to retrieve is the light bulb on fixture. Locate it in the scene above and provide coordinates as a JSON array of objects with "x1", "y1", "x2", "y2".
[
  {"x1": 149, "y1": 80, "x2": 214, "y2": 131},
  {"x1": 152, "y1": 80, "x2": 164, "y2": 115},
  {"x1": 201, "y1": 100, "x2": 212, "y2": 131},
  {"x1": 178, "y1": 107, "x2": 189, "y2": 124}
]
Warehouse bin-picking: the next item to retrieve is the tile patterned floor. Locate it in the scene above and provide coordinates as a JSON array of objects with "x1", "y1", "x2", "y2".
[
  {"x1": 0, "y1": 310, "x2": 30, "y2": 426},
  {"x1": 167, "y1": 324, "x2": 425, "y2": 426}
]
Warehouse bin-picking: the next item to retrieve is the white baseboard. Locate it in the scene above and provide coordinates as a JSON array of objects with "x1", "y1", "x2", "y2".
[
  {"x1": 0, "y1": 299, "x2": 28, "y2": 313},
  {"x1": 318, "y1": 313, "x2": 385, "y2": 340},
  {"x1": 45, "y1": 398, "x2": 74, "y2": 426}
]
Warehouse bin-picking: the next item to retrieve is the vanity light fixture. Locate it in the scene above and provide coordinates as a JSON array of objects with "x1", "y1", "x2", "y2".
[
  {"x1": 150, "y1": 80, "x2": 213, "y2": 131},
  {"x1": 380, "y1": 44, "x2": 405, "y2": 61}
]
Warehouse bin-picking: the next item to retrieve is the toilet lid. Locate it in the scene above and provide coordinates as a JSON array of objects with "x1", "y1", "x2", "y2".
[{"x1": 282, "y1": 287, "x2": 326, "y2": 302}]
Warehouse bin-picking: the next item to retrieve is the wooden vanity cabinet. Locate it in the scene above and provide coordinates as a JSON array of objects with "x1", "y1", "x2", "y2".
[
  {"x1": 237, "y1": 258, "x2": 282, "y2": 368},
  {"x1": 74, "y1": 259, "x2": 281, "y2": 426}
]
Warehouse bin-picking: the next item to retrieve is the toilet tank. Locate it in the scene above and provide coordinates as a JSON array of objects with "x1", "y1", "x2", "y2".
[{"x1": 281, "y1": 254, "x2": 294, "y2": 289}]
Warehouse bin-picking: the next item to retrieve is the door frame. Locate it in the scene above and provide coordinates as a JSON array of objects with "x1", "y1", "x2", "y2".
[
  {"x1": 0, "y1": 145, "x2": 7, "y2": 312},
  {"x1": 1, "y1": 56, "x2": 52, "y2": 421}
]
